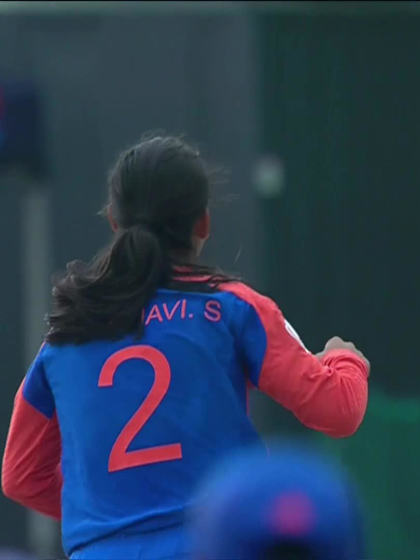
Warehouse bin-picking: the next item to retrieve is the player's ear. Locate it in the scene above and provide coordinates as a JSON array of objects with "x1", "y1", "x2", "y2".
[
  {"x1": 194, "y1": 209, "x2": 210, "y2": 241},
  {"x1": 107, "y1": 205, "x2": 118, "y2": 233}
]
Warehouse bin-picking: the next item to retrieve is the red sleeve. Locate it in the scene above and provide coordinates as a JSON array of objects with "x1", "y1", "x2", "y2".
[
  {"x1": 2, "y1": 378, "x2": 62, "y2": 519},
  {"x1": 221, "y1": 283, "x2": 369, "y2": 438}
]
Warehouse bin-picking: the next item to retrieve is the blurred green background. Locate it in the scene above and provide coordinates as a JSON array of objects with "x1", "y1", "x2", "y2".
[{"x1": 0, "y1": 2, "x2": 419, "y2": 558}]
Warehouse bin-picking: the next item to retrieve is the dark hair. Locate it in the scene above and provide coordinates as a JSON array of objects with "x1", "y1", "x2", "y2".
[{"x1": 47, "y1": 135, "x2": 235, "y2": 345}]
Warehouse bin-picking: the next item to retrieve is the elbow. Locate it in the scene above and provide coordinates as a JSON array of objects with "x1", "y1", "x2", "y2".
[
  {"x1": 2, "y1": 466, "x2": 36, "y2": 505},
  {"x1": 299, "y1": 375, "x2": 368, "y2": 438},
  {"x1": 325, "y1": 413, "x2": 364, "y2": 438},
  {"x1": 2, "y1": 458, "x2": 62, "y2": 520},
  {"x1": 298, "y1": 400, "x2": 367, "y2": 439},
  {"x1": 2, "y1": 472, "x2": 61, "y2": 520},
  {"x1": 323, "y1": 401, "x2": 367, "y2": 438},
  {"x1": 302, "y1": 413, "x2": 364, "y2": 439},
  {"x1": 329, "y1": 387, "x2": 368, "y2": 438},
  {"x1": 2, "y1": 450, "x2": 29, "y2": 503},
  {"x1": 2, "y1": 472, "x2": 24, "y2": 504}
]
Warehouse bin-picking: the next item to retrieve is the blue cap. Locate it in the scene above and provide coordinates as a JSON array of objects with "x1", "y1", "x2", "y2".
[{"x1": 191, "y1": 441, "x2": 365, "y2": 559}]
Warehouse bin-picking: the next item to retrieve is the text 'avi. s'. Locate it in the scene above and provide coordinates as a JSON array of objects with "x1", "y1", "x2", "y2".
[{"x1": 142, "y1": 299, "x2": 222, "y2": 326}]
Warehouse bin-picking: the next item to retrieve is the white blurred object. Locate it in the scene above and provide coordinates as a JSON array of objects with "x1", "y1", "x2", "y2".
[
  {"x1": 285, "y1": 319, "x2": 310, "y2": 353},
  {"x1": 254, "y1": 155, "x2": 285, "y2": 198}
]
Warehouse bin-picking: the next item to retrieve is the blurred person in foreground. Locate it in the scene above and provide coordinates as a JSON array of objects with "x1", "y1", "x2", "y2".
[
  {"x1": 2, "y1": 135, "x2": 369, "y2": 559},
  {"x1": 191, "y1": 442, "x2": 366, "y2": 560}
]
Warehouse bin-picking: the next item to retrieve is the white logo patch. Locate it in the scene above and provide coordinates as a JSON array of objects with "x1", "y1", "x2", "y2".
[{"x1": 285, "y1": 320, "x2": 309, "y2": 353}]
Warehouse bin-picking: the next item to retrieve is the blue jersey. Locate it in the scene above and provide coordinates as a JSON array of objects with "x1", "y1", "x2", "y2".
[{"x1": 2, "y1": 282, "x2": 369, "y2": 558}]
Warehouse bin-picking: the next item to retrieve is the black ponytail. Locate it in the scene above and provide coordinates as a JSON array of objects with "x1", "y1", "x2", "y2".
[{"x1": 47, "y1": 136, "x2": 236, "y2": 345}]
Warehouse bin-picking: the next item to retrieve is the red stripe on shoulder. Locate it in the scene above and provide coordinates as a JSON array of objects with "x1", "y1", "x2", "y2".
[
  {"x1": 218, "y1": 282, "x2": 266, "y2": 305},
  {"x1": 219, "y1": 282, "x2": 283, "y2": 340}
]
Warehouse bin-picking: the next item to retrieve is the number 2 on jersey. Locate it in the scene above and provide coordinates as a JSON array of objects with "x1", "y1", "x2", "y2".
[{"x1": 98, "y1": 345, "x2": 183, "y2": 472}]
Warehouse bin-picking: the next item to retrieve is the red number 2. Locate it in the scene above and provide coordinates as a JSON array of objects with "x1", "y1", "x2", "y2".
[{"x1": 98, "y1": 345, "x2": 183, "y2": 472}]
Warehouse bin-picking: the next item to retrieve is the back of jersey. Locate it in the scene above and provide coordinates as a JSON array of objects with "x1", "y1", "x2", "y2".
[{"x1": 43, "y1": 288, "x2": 260, "y2": 554}]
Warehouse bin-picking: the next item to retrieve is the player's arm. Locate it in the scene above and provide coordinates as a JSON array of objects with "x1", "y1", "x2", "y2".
[
  {"x1": 2, "y1": 345, "x2": 62, "y2": 520},
  {"x1": 226, "y1": 285, "x2": 369, "y2": 438}
]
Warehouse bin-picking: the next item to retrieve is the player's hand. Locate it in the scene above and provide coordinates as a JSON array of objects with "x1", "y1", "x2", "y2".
[{"x1": 316, "y1": 336, "x2": 370, "y2": 369}]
